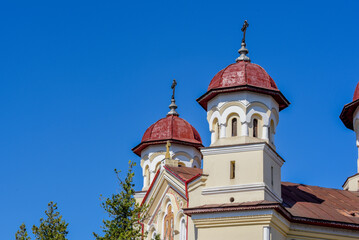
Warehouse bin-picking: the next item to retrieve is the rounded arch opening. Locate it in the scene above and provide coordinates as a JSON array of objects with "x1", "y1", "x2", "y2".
[
  {"x1": 162, "y1": 202, "x2": 174, "y2": 240},
  {"x1": 212, "y1": 118, "x2": 220, "y2": 142},
  {"x1": 269, "y1": 119, "x2": 275, "y2": 144},
  {"x1": 250, "y1": 114, "x2": 263, "y2": 139},
  {"x1": 225, "y1": 113, "x2": 240, "y2": 137}
]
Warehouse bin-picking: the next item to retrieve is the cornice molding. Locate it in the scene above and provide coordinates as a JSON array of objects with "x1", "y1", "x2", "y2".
[
  {"x1": 202, "y1": 182, "x2": 282, "y2": 203},
  {"x1": 201, "y1": 142, "x2": 284, "y2": 166}
]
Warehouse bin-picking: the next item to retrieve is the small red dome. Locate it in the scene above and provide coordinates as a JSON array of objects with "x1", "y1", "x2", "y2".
[
  {"x1": 353, "y1": 82, "x2": 359, "y2": 101},
  {"x1": 132, "y1": 115, "x2": 203, "y2": 156},
  {"x1": 340, "y1": 82, "x2": 359, "y2": 130},
  {"x1": 197, "y1": 61, "x2": 289, "y2": 111},
  {"x1": 208, "y1": 61, "x2": 278, "y2": 91}
]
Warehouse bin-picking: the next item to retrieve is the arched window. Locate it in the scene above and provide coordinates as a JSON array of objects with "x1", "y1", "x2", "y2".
[
  {"x1": 253, "y1": 119, "x2": 258, "y2": 138},
  {"x1": 212, "y1": 119, "x2": 220, "y2": 141},
  {"x1": 164, "y1": 205, "x2": 174, "y2": 240},
  {"x1": 179, "y1": 218, "x2": 186, "y2": 240},
  {"x1": 152, "y1": 231, "x2": 158, "y2": 240},
  {"x1": 231, "y1": 118, "x2": 237, "y2": 137}
]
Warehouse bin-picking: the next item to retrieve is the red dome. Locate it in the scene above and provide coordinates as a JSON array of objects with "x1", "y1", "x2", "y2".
[
  {"x1": 340, "y1": 82, "x2": 359, "y2": 130},
  {"x1": 132, "y1": 115, "x2": 203, "y2": 156},
  {"x1": 208, "y1": 61, "x2": 278, "y2": 91},
  {"x1": 197, "y1": 61, "x2": 290, "y2": 111},
  {"x1": 353, "y1": 82, "x2": 359, "y2": 101}
]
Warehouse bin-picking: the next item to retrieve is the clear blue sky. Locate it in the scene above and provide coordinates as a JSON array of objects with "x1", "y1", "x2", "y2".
[{"x1": 1, "y1": 0, "x2": 358, "y2": 239}]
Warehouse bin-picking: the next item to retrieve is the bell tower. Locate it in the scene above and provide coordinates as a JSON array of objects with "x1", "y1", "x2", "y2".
[
  {"x1": 340, "y1": 82, "x2": 359, "y2": 191},
  {"x1": 196, "y1": 21, "x2": 290, "y2": 204}
]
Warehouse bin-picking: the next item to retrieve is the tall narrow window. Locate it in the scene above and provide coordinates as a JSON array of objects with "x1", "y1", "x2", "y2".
[
  {"x1": 231, "y1": 118, "x2": 237, "y2": 136},
  {"x1": 179, "y1": 218, "x2": 186, "y2": 240},
  {"x1": 216, "y1": 122, "x2": 220, "y2": 139},
  {"x1": 253, "y1": 119, "x2": 258, "y2": 137},
  {"x1": 268, "y1": 126, "x2": 271, "y2": 142},
  {"x1": 230, "y1": 161, "x2": 235, "y2": 179},
  {"x1": 164, "y1": 205, "x2": 174, "y2": 240},
  {"x1": 271, "y1": 166, "x2": 274, "y2": 188}
]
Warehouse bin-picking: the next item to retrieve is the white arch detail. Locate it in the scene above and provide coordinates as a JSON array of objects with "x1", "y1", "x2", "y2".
[
  {"x1": 246, "y1": 105, "x2": 269, "y2": 125},
  {"x1": 221, "y1": 105, "x2": 246, "y2": 125},
  {"x1": 208, "y1": 112, "x2": 221, "y2": 132}
]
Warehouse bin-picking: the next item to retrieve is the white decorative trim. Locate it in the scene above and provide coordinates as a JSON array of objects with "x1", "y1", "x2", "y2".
[
  {"x1": 202, "y1": 182, "x2": 282, "y2": 203},
  {"x1": 201, "y1": 142, "x2": 265, "y2": 155},
  {"x1": 201, "y1": 143, "x2": 284, "y2": 167},
  {"x1": 290, "y1": 222, "x2": 359, "y2": 238},
  {"x1": 202, "y1": 182, "x2": 265, "y2": 194},
  {"x1": 134, "y1": 191, "x2": 146, "y2": 199},
  {"x1": 191, "y1": 209, "x2": 275, "y2": 220}
]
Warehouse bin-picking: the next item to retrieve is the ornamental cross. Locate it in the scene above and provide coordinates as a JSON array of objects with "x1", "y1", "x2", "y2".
[
  {"x1": 165, "y1": 140, "x2": 171, "y2": 159},
  {"x1": 171, "y1": 79, "x2": 177, "y2": 100},
  {"x1": 241, "y1": 20, "x2": 249, "y2": 43}
]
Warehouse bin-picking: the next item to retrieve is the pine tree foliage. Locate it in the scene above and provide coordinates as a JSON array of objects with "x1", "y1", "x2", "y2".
[
  {"x1": 32, "y1": 201, "x2": 69, "y2": 240},
  {"x1": 94, "y1": 161, "x2": 150, "y2": 240},
  {"x1": 15, "y1": 223, "x2": 31, "y2": 240}
]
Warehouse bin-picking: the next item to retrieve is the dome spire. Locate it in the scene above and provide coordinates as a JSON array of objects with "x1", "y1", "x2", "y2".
[
  {"x1": 236, "y1": 20, "x2": 251, "y2": 62},
  {"x1": 167, "y1": 79, "x2": 179, "y2": 116}
]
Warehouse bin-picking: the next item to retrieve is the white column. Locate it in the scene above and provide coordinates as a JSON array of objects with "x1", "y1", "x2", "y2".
[
  {"x1": 263, "y1": 226, "x2": 271, "y2": 240},
  {"x1": 241, "y1": 121, "x2": 249, "y2": 136},
  {"x1": 143, "y1": 174, "x2": 147, "y2": 189},
  {"x1": 219, "y1": 123, "x2": 226, "y2": 138},
  {"x1": 210, "y1": 130, "x2": 216, "y2": 144},
  {"x1": 150, "y1": 170, "x2": 156, "y2": 182},
  {"x1": 262, "y1": 125, "x2": 269, "y2": 141}
]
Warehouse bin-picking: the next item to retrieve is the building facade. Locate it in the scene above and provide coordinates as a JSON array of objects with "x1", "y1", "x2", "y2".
[{"x1": 132, "y1": 29, "x2": 359, "y2": 240}]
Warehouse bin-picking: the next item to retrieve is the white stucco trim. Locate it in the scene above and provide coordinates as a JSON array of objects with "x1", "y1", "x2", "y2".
[
  {"x1": 191, "y1": 209, "x2": 275, "y2": 220},
  {"x1": 134, "y1": 191, "x2": 146, "y2": 199},
  {"x1": 201, "y1": 143, "x2": 284, "y2": 166},
  {"x1": 201, "y1": 142, "x2": 265, "y2": 155},
  {"x1": 201, "y1": 182, "x2": 282, "y2": 203},
  {"x1": 289, "y1": 222, "x2": 359, "y2": 239},
  {"x1": 263, "y1": 226, "x2": 271, "y2": 240}
]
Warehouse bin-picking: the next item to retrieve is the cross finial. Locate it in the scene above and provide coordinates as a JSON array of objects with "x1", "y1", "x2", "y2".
[
  {"x1": 167, "y1": 79, "x2": 179, "y2": 116},
  {"x1": 171, "y1": 79, "x2": 177, "y2": 100},
  {"x1": 165, "y1": 140, "x2": 171, "y2": 159},
  {"x1": 241, "y1": 20, "x2": 249, "y2": 44},
  {"x1": 236, "y1": 20, "x2": 251, "y2": 62}
]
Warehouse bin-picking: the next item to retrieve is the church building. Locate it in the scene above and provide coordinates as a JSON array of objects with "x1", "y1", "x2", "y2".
[{"x1": 132, "y1": 22, "x2": 359, "y2": 240}]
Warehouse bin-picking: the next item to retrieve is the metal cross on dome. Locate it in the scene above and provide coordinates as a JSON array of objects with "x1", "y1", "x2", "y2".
[
  {"x1": 165, "y1": 140, "x2": 171, "y2": 159},
  {"x1": 241, "y1": 20, "x2": 249, "y2": 44},
  {"x1": 236, "y1": 20, "x2": 251, "y2": 62},
  {"x1": 171, "y1": 79, "x2": 177, "y2": 100},
  {"x1": 167, "y1": 79, "x2": 179, "y2": 116}
]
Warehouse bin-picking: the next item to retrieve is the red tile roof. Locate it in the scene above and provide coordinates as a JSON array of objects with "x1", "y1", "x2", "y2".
[
  {"x1": 183, "y1": 181, "x2": 359, "y2": 229},
  {"x1": 282, "y1": 182, "x2": 359, "y2": 226},
  {"x1": 164, "y1": 165, "x2": 203, "y2": 182}
]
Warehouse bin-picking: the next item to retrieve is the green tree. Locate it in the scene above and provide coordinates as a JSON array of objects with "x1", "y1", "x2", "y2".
[
  {"x1": 32, "y1": 201, "x2": 69, "y2": 240},
  {"x1": 94, "y1": 161, "x2": 151, "y2": 240},
  {"x1": 15, "y1": 223, "x2": 31, "y2": 240}
]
